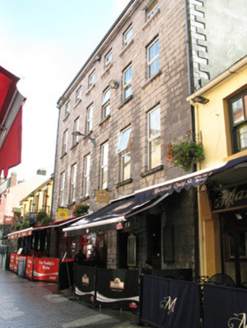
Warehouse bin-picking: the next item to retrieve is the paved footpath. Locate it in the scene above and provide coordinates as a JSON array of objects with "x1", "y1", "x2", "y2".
[{"x1": 0, "y1": 268, "x2": 140, "y2": 328}]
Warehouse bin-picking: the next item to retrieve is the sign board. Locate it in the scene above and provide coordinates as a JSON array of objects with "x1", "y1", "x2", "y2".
[
  {"x1": 4, "y1": 215, "x2": 13, "y2": 225},
  {"x1": 57, "y1": 208, "x2": 68, "y2": 220},
  {"x1": 13, "y1": 207, "x2": 21, "y2": 213},
  {"x1": 96, "y1": 190, "x2": 110, "y2": 204},
  {"x1": 211, "y1": 184, "x2": 247, "y2": 213}
]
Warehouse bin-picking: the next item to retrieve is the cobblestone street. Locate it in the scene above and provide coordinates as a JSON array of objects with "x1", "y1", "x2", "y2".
[{"x1": 0, "y1": 268, "x2": 139, "y2": 328}]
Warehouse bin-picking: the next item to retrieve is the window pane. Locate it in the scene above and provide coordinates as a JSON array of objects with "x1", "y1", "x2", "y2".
[
  {"x1": 244, "y1": 95, "x2": 247, "y2": 118},
  {"x1": 237, "y1": 123, "x2": 247, "y2": 150},
  {"x1": 149, "y1": 107, "x2": 160, "y2": 138},
  {"x1": 232, "y1": 98, "x2": 244, "y2": 124},
  {"x1": 124, "y1": 66, "x2": 132, "y2": 84},
  {"x1": 117, "y1": 128, "x2": 131, "y2": 153},
  {"x1": 103, "y1": 103, "x2": 110, "y2": 117},
  {"x1": 149, "y1": 58, "x2": 160, "y2": 78},
  {"x1": 102, "y1": 167, "x2": 108, "y2": 189},
  {"x1": 149, "y1": 39, "x2": 159, "y2": 61},
  {"x1": 102, "y1": 89, "x2": 111, "y2": 105},
  {"x1": 150, "y1": 137, "x2": 161, "y2": 169},
  {"x1": 123, "y1": 153, "x2": 131, "y2": 180}
]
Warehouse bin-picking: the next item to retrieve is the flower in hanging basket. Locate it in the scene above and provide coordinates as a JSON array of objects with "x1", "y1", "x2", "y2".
[
  {"x1": 165, "y1": 130, "x2": 205, "y2": 172},
  {"x1": 72, "y1": 202, "x2": 89, "y2": 217}
]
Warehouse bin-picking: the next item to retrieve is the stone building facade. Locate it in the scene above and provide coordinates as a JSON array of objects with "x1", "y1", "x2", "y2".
[{"x1": 52, "y1": 0, "x2": 247, "y2": 273}]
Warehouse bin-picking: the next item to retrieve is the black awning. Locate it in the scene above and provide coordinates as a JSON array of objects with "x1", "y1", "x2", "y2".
[
  {"x1": 63, "y1": 194, "x2": 164, "y2": 234},
  {"x1": 135, "y1": 156, "x2": 247, "y2": 202}
]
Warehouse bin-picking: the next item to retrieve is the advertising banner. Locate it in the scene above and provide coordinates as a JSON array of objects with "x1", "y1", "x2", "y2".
[
  {"x1": 204, "y1": 284, "x2": 247, "y2": 328},
  {"x1": 96, "y1": 268, "x2": 139, "y2": 309},
  {"x1": 75, "y1": 265, "x2": 96, "y2": 303},
  {"x1": 33, "y1": 258, "x2": 59, "y2": 282},
  {"x1": 26, "y1": 256, "x2": 34, "y2": 279},
  {"x1": 141, "y1": 275, "x2": 200, "y2": 328},
  {"x1": 13, "y1": 254, "x2": 19, "y2": 273},
  {"x1": 9, "y1": 253, "x2": 16, "y2": 271}
]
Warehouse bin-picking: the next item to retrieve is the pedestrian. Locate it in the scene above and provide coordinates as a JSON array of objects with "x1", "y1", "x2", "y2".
[
  {"x1": 74, "y1": 248, "x2": 86, "y2": 265},
  {"x1": 89, "y1": 246, "x2": 99, "y2": 262}
]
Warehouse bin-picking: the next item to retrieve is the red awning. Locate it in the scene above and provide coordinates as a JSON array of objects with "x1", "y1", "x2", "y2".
[{"x1": 0, "y1": 66, "x2": 26, "y2": 178}]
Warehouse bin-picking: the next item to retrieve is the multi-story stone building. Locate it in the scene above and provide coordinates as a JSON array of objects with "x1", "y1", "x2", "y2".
[{"x1": 52, "y1": 0, "x2": 247, "y2": 273}]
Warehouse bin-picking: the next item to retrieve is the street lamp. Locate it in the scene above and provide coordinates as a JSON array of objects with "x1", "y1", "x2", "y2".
[{"x1": 71, "y1": 131, "x2": 96, "y2": 146}]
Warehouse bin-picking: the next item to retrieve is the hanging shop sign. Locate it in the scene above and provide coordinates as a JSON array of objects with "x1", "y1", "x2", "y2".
[
  {"x1": 96, "y1": 190, "x2": 110, "y2": 204},
  {"x1": 57, "y1": 208, "x2": 68, "y2": 220},
  {"x1": 211, "y1": 184, "x2": 247, "y2": 213}
]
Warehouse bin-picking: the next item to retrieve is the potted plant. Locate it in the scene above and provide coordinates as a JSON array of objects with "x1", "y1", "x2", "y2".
[
  {"x1": 165, "y1": 130, "x2": 205, "y2": 172},
  {"x1": 72, "y1": 202, "x2": 89, "y2": 217}
]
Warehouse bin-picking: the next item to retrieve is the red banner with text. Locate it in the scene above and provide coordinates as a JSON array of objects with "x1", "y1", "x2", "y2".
[{"x1": 33, "y1": 258, "x2": 59, "y2": 282}]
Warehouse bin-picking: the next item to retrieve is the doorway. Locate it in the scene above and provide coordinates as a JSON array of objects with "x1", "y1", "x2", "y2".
[{"x1": 220, "y1": 211, "x2": 247, "y2": 286}]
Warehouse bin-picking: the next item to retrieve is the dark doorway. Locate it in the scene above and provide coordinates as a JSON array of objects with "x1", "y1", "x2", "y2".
[
  {"x1": 147, "y1": 214, "x2": 161, "y2": 269},
  {"x1": 118, "y1": 231, "x2": 128, "y2": 269},
  {"x1": 221, "y1": 210, "x2": 247, "y2": 286}
]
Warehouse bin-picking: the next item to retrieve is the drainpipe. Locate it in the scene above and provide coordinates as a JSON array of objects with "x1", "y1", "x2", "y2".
[
  {"x1": 185, "y1": 0, "x2": 199, "y2": 276},
  {"x1": 50, "y1": 103, "x2": 61, "y2": 221}
]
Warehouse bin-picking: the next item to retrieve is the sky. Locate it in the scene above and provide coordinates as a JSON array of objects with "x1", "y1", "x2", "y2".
[{"x1": 0, "y1": 0, "x2": 129, "y2": 181}]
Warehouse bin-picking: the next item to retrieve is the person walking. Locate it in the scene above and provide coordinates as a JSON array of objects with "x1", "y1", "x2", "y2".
[{"x1": 74, "y1": 248, "x2": 86, "y2": 265}]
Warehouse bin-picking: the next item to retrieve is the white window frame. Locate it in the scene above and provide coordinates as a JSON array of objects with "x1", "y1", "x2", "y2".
[
  {"x1": 76, "y1": 87, "x2": 82, "y2": 103},
  {"x1": 117, "y1": 127, "x2": 131, "y2": 182},
  {"x1": 84, "y1": 154, "x2": 91, "y2": 197},
  {"x1": 62, "y1": 130, "x2": 68, "y2": 155},
  {"x1": 229, "y1": 91, "x2": 247, "y2": 153},
  {"x1": 105, "y1": 50, "x2": 112, "y2": 69},
  {"x1": 65, "y1": 101, "x2": 70, "y2": 116},
  {"x1": 123, "y1": 25, "x2": 133, "y2": 47},
  {"x1": 70, "y1": 163, "x2": 77, "y2": 203},
  {"x1": 101, "y1": 142, "x2": 108, "y2": 190},
  {"x1": 73, "y1": 117, "x2": 79, "y2": 146},
  {"x1": 148, "y1": 106, "x2": 161, "y2": 169},
  {"x1": 88, "y1": 71, "x2": 95, "y2": 88},
  {"x1": 147, "y1": 38, "x2": 159, "y2": 79},
  {"x1": 147, "y1": 0, "x2": 159, "y2": 20},
  {"x1": 86, "y1": 104, "x2": 93, "y2": 134},
  {"x1": 102, "y1": 88, "x2": 111, "y2": 119},
  {"x1": 60, "y1": 172, "x2": 65, "y2": 207},
  {"x1": 123, "y1": 65, "x2": 132, "y2": 100}
]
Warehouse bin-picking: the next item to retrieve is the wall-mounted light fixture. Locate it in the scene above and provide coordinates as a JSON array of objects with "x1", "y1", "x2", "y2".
[
  {"x1": 192, "y1": 96, "x2": 209, "y2": 104},
  {"x1": 72, "y1": 131, "x2": 96, "y2": 147},
  {"x1": 109, "y1": 79, "x2": 119, "y2": 89}
]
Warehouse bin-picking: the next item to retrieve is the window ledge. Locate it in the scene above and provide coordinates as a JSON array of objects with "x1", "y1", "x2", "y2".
[
  {"x1": 86, "y1": 84, "x2": 95, "y2": 95},
  {"x1": 142, "y1": 9, "x2": 160, "y2": 31},
  {"x1": 80, "y1": 196, "x2": 90, "y2": 202},
  {"x1": 118, "y1": 95, "x2": 133, "y2": 109},
  {"x1": 71, "y1": 142, "x2": 79, "y2": 150},
  {"x1": 119, "y1": 39, "x2": 134, "y2": 57},
  {"x1": 68, "y1": 202, "x2": 76, "y2": 207},
  {"x1": 116, "y1": 178, "x2": 133, "y2": 188},
  {"x1": 73, "y1": 99, "x2": 81, "y2": 109},
  {"x1": 101, "y1": 63, "x2": 113, "y2": 78},
  {"x1": 141, "y1": 165, "x2": 164, "y2": 178},
  {"x1": 63, "y1": 112, "x2": 70, "y2": 121},
  {"x1": 99, "y1": 115, "x2": 111, "y2": 126},
  {"x1": 60, "y1": 152, "x2": 67, "y2": 159},
  {"x1": 142, "y1": 70, "x2": 162, "y2": 89}
]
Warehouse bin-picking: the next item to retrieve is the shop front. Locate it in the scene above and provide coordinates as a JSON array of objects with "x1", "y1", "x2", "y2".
[{"x1": 198, "y1": 155, "x2": 247, "y2": 285}]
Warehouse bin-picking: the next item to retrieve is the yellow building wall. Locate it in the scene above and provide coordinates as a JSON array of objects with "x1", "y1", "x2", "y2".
[
  {"x1": 192, "y1": 63, "x2": 247, "y2": 277},
  {"x1": 194, "y1": 64, "x2": 247, "y2": 170}
]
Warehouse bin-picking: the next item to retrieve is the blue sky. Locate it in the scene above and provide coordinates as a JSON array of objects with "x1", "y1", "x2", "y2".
[{"x1": 0, "y1": 0, "x2": 129, "y2": 180}]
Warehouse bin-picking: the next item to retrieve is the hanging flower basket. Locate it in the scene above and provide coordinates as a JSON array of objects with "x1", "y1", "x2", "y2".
[
  {"x1": 72, "y1": 203, "x2": 89, "y2": 217},
  {"x1": 165, "y1": 130, "x2": 205, "y2": 172}
]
